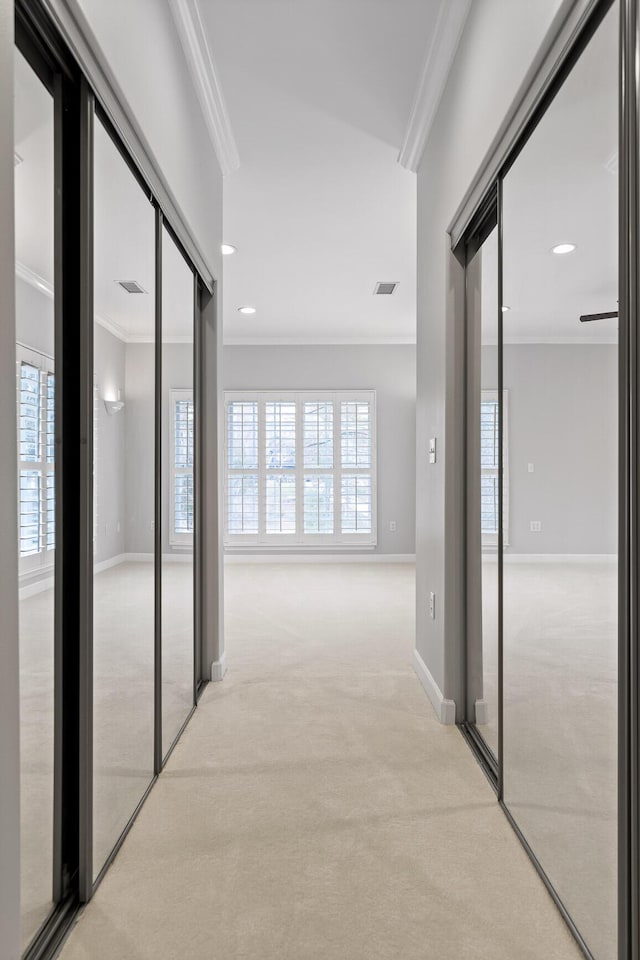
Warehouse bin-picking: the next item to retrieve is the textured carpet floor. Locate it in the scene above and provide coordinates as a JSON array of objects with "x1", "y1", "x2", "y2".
[{"x1": 58, "y1": 563, "x2": 582, "y2": 960}]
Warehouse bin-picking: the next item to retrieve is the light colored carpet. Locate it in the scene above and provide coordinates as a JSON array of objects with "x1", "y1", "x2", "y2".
[
  {"x1": 20, "y1": 560, "x2": 194, "y2": 950},
  {"x1": 57, "y1": 562, "x2": 582, "y2": 960}
]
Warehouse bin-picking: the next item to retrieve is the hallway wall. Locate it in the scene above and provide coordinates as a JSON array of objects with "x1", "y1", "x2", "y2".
[
  {"x1": 223, "y1": 344, "x2": 416, "y2": 555},
  {"x1": 415, "y1": 0, "x2": 564, "y2": 711}
]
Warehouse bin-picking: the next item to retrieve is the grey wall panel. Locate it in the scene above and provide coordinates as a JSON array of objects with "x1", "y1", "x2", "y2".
[
  {"x1": 93, "y1": 324, "x2": 126, "y2": 563},
  {"x1": 222, "y1": 344, "x2": 416, "y2": 555},
  {"x1": 482, "y1": 343, "x2": 617, "y2": 555},
  {"x1": 124, "y1": 341, "x2": 155, "y2": 556}
]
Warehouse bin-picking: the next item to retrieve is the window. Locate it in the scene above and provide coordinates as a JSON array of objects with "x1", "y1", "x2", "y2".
[
  {"x1": 170, "y1": 389, "x2": 194, "y2": 545},
  {"x1": 480, "y1": 390, "x2": 508, "y2": 546},
  {"x1": 225, "y1": 391, "x2": 377, "y2": 547},
  {"x1": 16, "y1": 346, "x2": 55, "y2": 572}
]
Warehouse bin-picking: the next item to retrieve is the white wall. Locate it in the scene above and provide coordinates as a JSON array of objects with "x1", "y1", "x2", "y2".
[
  {"x1": 416, "y1": 0, "x2": 563, "y2": 702},
  {"x1": 223, "y1": 345, "x2": 416, "y2": 555}
]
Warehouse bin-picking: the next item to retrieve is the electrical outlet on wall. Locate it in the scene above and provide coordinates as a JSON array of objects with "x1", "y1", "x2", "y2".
[
  {"x1": 429, "y1": 592, "x2": 436, "y2": 619},
  {"x1": 530, "y1": 520, "x2": 542, "y2": 532},
  {"x1": 389, "y1": 520, "x2": 396, "y2": 532}
]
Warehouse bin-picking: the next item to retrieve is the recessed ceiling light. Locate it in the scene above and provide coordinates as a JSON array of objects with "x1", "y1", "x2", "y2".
[
  {"x1": 502, "y1": 305, "x2": 511, "y2": 312},
  {"x1": 238, "y1": 306, "x2": 256, "y2": 315},
  {"x1": 552, "y1": 242, "x2": 576, "y2": 255},
  {"x1": 221, "y1": 244, "x2": 237, "y2": 256}
]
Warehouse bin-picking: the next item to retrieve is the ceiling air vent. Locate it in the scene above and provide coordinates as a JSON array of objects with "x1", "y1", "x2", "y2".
[
  {"x1": 116, "y1": 280, "x2": 147, "y2": 294},
  {"x1": 374, "y1": 281, "x2": 398, "y2": 295}
]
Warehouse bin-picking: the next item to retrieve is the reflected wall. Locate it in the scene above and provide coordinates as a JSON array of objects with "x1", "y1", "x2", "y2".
[
  {"x1": 92, "y1": 117, "x2": 155, "y2": 879},
  {"x1": 466, "y1": 226, "x2": 500, "y2": 759},
  {"x1": 501, "y1": 5, "x2": 618, "y2": 958},
  {"x1": 161, "y1": 225, "x2": 195, "y2": 758},
  {"x1": 14, "y1": 46, "x2": 56, "y2": 951}
]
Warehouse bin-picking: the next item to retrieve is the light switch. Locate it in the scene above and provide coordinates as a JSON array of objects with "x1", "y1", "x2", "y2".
[
  {"x1": 528, "y1": 462, "x2": 535, "y2": 473},
  {"x1": 429, "y1": 438, "x2": 437, "y2": 464}
]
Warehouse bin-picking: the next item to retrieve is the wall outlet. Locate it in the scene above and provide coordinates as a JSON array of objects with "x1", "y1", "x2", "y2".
[
  {"x1": 429, "y1": 592, "x2": 436, "y2": 619},
  {"x1": 530, "y1": 520, "x2": 542, "y2": 532},
  {"x1": 389, "y1": 520, "x2": 397, "y2": 532}
]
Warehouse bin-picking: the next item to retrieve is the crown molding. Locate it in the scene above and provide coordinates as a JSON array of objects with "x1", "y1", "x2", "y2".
[
  {"x1": 16, "y1": 260, "x2": 132, "y2": 344},
  {"x1": 398, "y1": 0, "x2": 472, "y2": 172},
  {"x1": 15, "y1": 261, "x2": 54, "y2": 299},
  {"x1": 94, "y1": 313, "x2": 130, "y2": 343},
  {"x1": 168, "y1": 0, "x2": 240, "y2": 178}
]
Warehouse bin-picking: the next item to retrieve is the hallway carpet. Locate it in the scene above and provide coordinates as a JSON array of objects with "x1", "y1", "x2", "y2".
[{"x1": 58, "y1": 563, "x2": 581, "y2": 960}]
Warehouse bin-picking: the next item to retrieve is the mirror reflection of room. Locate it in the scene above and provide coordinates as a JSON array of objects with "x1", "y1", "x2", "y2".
[
  {"x1": 502, "y1": 7, "x2": 617, "y2": 959},
  {"x1": 14, "y1": 46, "x2": 56, "y2": 950}
]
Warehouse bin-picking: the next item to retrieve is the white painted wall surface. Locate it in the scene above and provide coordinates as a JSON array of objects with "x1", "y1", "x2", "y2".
[
  {"x1": 416, "y1": 0, "x2": 563, "y2": 699},
  {"x1": 223, "y1": 345, "x2": 416, "y2": 555}
]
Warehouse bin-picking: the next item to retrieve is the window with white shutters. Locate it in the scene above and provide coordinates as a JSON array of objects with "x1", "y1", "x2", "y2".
[
  {"x1": 224, "y1": 391, "x2": 377, "y2": 547},
  {"x1": 170, "y1": 389, "x2": 195, "y2": 545},
  {"x1": 17, "y1": 347, "x2": 55, "y2": 571},
  {"x1": 480, "y1": 390, "x2": 508, "y2": 546}
]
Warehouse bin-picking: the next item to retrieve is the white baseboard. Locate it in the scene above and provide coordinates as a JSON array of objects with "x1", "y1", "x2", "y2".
[
  {"x1": 224, "y1": 553, "x2": 416, "y2": 564},
  {"x1": 94, "y1": 553, "x2": 127, "y2": 574},
  {"x1": 210, "y1": 652, "x2": 227, "y2": 682},
  {"x1": 483, "y1": 553, "x2": 616, "y2": 564},
  {"x1": 475, "y1": 699, "x2": 489, "y2": 725},
  {"x1": 19, "y1": 575, "x2": 55, "y2": 600},
  {"x1": 413, "y1": 649, "x2": 456, "y2": 725},
  {"x1": 125, "y1": 552, "x2": 192, "y2": 564}
]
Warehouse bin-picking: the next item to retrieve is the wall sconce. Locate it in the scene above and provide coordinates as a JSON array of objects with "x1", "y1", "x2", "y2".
[{"x1": 103, "y1": 389, "x2": 125, "y2": 416}]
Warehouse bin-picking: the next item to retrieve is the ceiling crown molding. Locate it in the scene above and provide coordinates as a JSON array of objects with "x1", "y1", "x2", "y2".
[
  {"x1": 15, "y1": 260, "x2": 130, "y2": 342},
  {"x1": 169, "y1": 0, "x2": 240, "y2": 178},
  {"x1": 398, "y1": 0, "x2": 472, "y2": 173}
]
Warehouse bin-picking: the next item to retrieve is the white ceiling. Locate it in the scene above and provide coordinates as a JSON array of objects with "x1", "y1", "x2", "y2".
[
  {"x1": 200, "y1": 0, "x2": 442, "y2": 344},
  {"x1": 481, "y1": 2, "x2": 618, "y2": 345}
]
